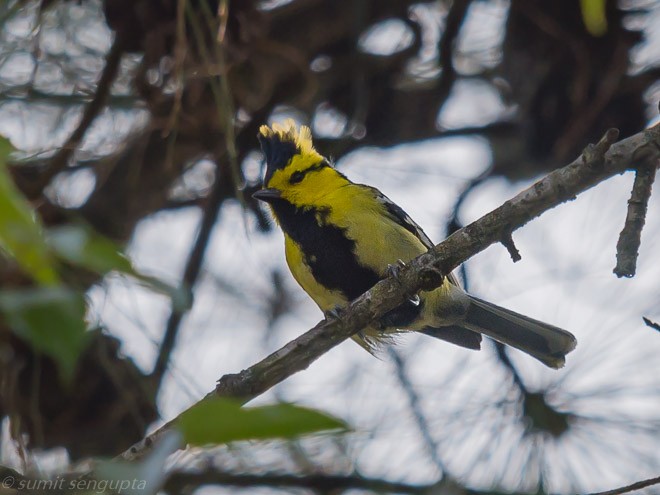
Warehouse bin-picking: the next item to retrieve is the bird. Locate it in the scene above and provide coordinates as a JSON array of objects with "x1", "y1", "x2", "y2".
[{"x1": 253, "y1": 120, "x2": 577, "y2": 368}]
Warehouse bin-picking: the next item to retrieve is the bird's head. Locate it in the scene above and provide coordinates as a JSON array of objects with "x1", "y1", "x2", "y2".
[{"x1": 254, "y1": 119, "x2": 347, "y2": 206}]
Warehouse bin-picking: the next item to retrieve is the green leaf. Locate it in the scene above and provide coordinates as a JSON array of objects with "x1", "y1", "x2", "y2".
[
  {"x1": 0, "y1": 287, "x2": 88, "y2": 382},
  {"x1": 580, "y1": 0, "x2": 607, "y2": 36},
  {"x1": 178, "y1": 398, "x2": 348, "y2": 446},
  {"x1": 0, "y1": 136, "x2": 59, "y2": 285},
  {"x1": 47, "y1": 224, "x2": 133, "y2": 275}
]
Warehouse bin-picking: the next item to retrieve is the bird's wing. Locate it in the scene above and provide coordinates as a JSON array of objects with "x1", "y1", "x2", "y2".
[
  {"x1": 372, "y1": 189, "x2": 435, "y2": 250},
  {"x1": 371, "y1": 187, "x2": 462, "y2": 287}
]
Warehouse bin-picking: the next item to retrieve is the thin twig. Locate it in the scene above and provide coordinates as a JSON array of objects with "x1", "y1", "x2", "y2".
[
  {"x1": 494, "y1": 341, "x2": 528, "y2": 393},
  {"x1": 164, "y1": 469, "x2": 434, "y2": 494},
  {"x1": 500, "y1": 232, "x2": 522, "y2": 262},
  {"x1": 446, "y1": 171, "x2": 491, "y2": 236},
  {"x1": 437, "y1": 0, "x2": 472, "y2": 97},
  {"x1": 162, "y1": 0, "x2": 187, "y2": 139},
  {"x1": 642, "y1": 317, "x2": 660, "y2": 332},
  {"x1": 388, "y1": 348, "x2": 447, "y2": 474},
  {"x1": 151, "y1": 164, "x2": 231, "y2": 389},
  {"x1": 214, "y1": 0, "x2": 244, "y2": 205},
  {"x1": 614, "y1": 161, "x2": 657, "y2": 277},
  {"x1": 29, "y1": 35, "x2": 126, "y2": 197},
  {"x1": 582, "y1": 475, "x2": 660, "y2": 495},
  {"x1": 120, "y1": 124, "x2": 660, "y2": 461}
]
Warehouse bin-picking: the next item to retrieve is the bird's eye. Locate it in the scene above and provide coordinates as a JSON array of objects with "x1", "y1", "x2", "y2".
[{"x1": 290, "y1": 171, "x2": 305, "y2": 184}]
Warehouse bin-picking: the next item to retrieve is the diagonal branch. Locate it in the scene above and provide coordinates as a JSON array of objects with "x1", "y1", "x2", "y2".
[
  {"x1": 388, "y1": 348, "x2": 447, "y2": 474},
  {"x1": 584, "y1": 475, "x2": 660, "y2": 495},
  {"x1": 120, "y1": 124, "x2": 660, "y2": 461},
  {"x1": 437, "y1": 0, "x2": 472, "y2": 98},
  {"x1": 24, "y1": 35, "x2": 126, "y2": 198},
  {"x1": 151, "y1": 163, "x2": 233, "y2": 390}
]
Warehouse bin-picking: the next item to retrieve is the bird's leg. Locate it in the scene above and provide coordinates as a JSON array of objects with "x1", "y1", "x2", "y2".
[{"x1": 379, "y1": 259, "x2": 422, "y2": 332}]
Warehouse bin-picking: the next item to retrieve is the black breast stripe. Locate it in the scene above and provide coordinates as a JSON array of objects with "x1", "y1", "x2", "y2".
[{"x1": 270, "y1": 198, "x2": 381, "y2": 300}]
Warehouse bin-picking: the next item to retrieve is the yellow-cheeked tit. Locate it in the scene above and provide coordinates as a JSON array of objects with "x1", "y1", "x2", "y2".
[{"x1": 253, "y1": 120, "x2": 576, "y2": 368}]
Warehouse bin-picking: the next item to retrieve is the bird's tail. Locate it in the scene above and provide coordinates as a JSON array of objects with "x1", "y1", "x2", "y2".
[{"x1": 461, "y1": 295, "x2": 577, "y2": 368}]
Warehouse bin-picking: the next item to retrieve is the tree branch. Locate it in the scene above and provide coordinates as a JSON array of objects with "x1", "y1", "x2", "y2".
[
  {"x1": 584, "y1": 475, "x2": 660, "y2": 495},
  {"x1": 164, "y1": 469, "x2": 434, "y2": 494},
  {"x1": 163, "y1": 471, "x2": 660, "y2": 495},
  {"x1": 437, "y1": 0, "x2": 472, "y2": 97},
  {"x1": 643, "y1": 317, "x2": 660, "y2": 332},
  {"x1": 388, "y1": 348, "x2": 447, "y2": 474},
  {"x1": 23, "y1": 35, "x2": 126, "y2": 198},
  {"x1": 120, "y1": 124, "x2": 660, "y2": 462},
  {"x1": 151, "y1": 163, "x2": 232, "y2": 390},
  {"x1": 614, "y1": 160, "x2": 657, "y2": 277}
]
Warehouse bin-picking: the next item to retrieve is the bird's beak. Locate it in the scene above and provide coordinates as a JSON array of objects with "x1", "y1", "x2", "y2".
[{"x1": 252, "y1": 188, "x2": 282, "y2": 202}]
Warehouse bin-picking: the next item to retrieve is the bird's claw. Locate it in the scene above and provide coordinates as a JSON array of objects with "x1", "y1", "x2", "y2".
[
  {"x1": 324, "y1": 305, "x2": 345, "y2": 323},
  {"x1": 386, "y1": 259, "x2": 407, "y2": 281}
]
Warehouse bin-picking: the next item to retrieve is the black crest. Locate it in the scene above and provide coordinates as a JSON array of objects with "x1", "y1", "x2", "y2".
[{"x1": 257, "y1": 132, "x2": 299, "y2": 184}]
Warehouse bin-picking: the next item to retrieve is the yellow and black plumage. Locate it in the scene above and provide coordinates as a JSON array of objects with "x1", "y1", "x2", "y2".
[{"x1": 254, "y1": 120, "x2": 577, "y2": 368}]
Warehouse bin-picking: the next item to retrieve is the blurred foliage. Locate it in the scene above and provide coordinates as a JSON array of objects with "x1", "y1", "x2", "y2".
[
  {"x1": 581, "y1": 0, "x2": 609, "y2": 36},
  {"x1": 178, "y1": 398, "x2": 347, "y2": 446},
  {"x1": 0, "y1": 287, "x2": 86, "y2": 382},
  {"x1": 47, "y1": 224, "x2": 133, "y2": 275},
  {"x1": 0, "y1": 137, "x2": 179, "y2": 382},
  {"x1": 0, "y1": 137, "x2": 59, "y2": 286}
]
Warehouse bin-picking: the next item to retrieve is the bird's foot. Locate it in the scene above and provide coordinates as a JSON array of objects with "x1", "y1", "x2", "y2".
[
  {"x1": 386, "y1": 259, "x2": 407, "y2": 281},
  {"x1": 324, "y1": 305, "x2": 345, "y2": 323},
  {"x1": 386, "y1": 259, "x2": 420, "y2": 307}
]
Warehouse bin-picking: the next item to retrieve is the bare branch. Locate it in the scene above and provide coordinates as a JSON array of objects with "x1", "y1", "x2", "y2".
[
  {"x1": 151, "y1": 162, "x2": 232, "y2": 390},
  {"x1": 614, "y1": 161, "x2": 657, "y2": 277},
  {"x1": 164, "y1": 469, "x2": 433, "y2": 494},
  {"x1": 22, "y1": 36, "x2": 126, "y2": 198},
  {"x1": 500, "y1": 232, "x2": 522, "y2": 262},
  {"x1": 584, "y1": 475, "x2": 660, "y2": 495},
  {"x1": 388, "y1": 348, "x2": 447, "y2": 474},
  {"x1": 643, "y1": 317, "x2": 660, "y2": 332},
  {"x1": 437, "y1": 0, "x2": 472, "y2": 97}
]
